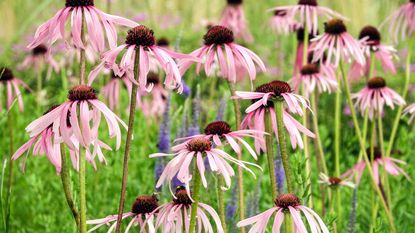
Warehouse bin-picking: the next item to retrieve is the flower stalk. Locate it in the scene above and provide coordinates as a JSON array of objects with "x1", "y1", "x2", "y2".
[
  {"x1": 79, "y1": 146, "x2": 86, "y2": 233},
  {"x1": 275, "y1": 100, "x2": 293, "y2": 193},
  {"x1": 114, "y1": 50, "x2": 141, "y2": 233},
  {"x1": 226, "y1": 80, "x2": 245, "y2": 233},
  {"x1": 189, "y1": 163, "x2": 202, "y2": 233},
  {"x1": 60, "y1": 144, "x2": 80, "y2": 227},
  {"x1": 216, "y1": 177, "x2": 227, "y2": 233},
  {"x1": 386, "y1": 35, "x2": 415, "y2": 158},
  {"x1": 265, "y1": 108, "x2": 278, "y2": 201}
]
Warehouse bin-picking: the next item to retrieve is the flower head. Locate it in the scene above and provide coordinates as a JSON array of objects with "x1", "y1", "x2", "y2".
[
  {"x1": 150, "y1": 136, "x2": 260, "y2": 199},
  {"x1": 235, "y1": 81, "x2": 315, "y2": 151},
  {"x1": 219, "y1": 0, "x2": 253, "y2": 43},
  {"x1": 18, "y1": 44, "x2": 60, "y2": 72},
  {"x1": 342, "y1": 147, "x2": 410, "y2": 185},
  {"x1": 24, "y1": 85, "x2": 126, "y2": 166},
  {"x1": 349, "y1": 26, "x2": 397, "y2": 81},
  {"x1": 0, "y1": 67, "x2": 31, "y2": 112},
  {"x1": 179, "y1": 25, "x2": 266, "y2": 83},
  {"x1": 380, "y1": 0, "x2": 415, "y2": 42},
  {"x1": 291, "y1": 63, "x2": 338, "y2": 96},
  {"x1": 175, "y1": 120, "x2": 266, "y2": 160},
  {"x1": 403, "y1": 103, "x2": 415, "y2": 123},
  {"x1": 87, "y1": 194, "x2": 159, "y2": 232},
  {"x1": 28, "y1": 0, "x2": 138, "y2": 53},
  {"x1": 89, "y1": 25, "x2": 198, "y2": 93},
  {"x1": 318, "y1": 173, "x2": 355, "y2": 188},
  {"x1": 237, "y1": 193, "x2": 329, "y2": 233},
  {"x1": 352, "y1": 77, "x2": 405, "y2": 119},
  {"x1": 101, "y1": 72, "x2": 141, "y2": 111},
  {"x1": 311, "y1": 19, "x2": 366, "y2": 66},
  {"x1": 152, "y1": 187, "x2": 224, "y2": 233},
  {"x1": 269, "y1": 0, "x2": 346, "y2": 35},
  {"x1": 269, "y1": 10, "x2": 301, "y2": 35},
  {"x1": 141, "y1": 72, "x2": 168, "y2": 117}
]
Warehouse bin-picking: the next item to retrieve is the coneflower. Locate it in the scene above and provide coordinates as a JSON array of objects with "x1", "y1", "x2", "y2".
[
  {"x1": 155, "y1": 95, "x2": 171, "y2": 191},
  {"x1": 28, "y1": 0, "x2": 138, "y2": 53},
  {"x1": 219, "y1": 0, "x2": 253, "y2": 43},
  {"x1": 87, "y1": 195, "x2": 159, "y2": 232},
  {"x1": 381, "y1": 0, "x2": 415, "y2": 42},
  {"x1": 18, "y1": 44, "x2": 60, "y2": 72},
  {"x1": 0, "y1": 67, "x2": 31, "y2": 113}
]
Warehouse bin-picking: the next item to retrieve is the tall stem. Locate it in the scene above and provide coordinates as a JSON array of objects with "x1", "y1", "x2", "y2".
[
  {"x1": 284, "y1": 213, "x2": 293, "y2": 233},
  {"x1": 310, "y1": 92, "x2": 328, "y2": 174},
  {"x1": 386, "y1": 35, "x2": 415, "y2": 158},
  {"x1": 216, "y1": 177, "x2": 226, "y2": 233},
  {"x1": 334, "y1": 71, "x2": 341, "y2": 177},
  {"x1": 114, "y1": 51, "x2": 140, "y2": 233},
  {"x1": 265, "y1": 109, "x2": 278, "y2": 201},
  {"x1": 5, "y1": 106, "x2": 14, "y2": 233},
  {"x1": 79, "y1": 147, "x2": 86, "y2": 233},
  {"x1": 189, "y1": 164, "x2": 202, "y2": 233},
  {"x1": 275, "y1": 101, "x2": 293, "y2": 193},
  {"x1": 79, "y1": 9, "x2": 86, "y2": 85},
  {"x1": 78, "y1": 10, "x2": 87, "y2": 233},
  {"x1": 339, "y1": 62, "x2": 396, "y2": 233},
  {"x1": 301, "y1": 24, "x2": 312, "y2": 206},
  {"x1": 226, "y1": 81, "x2": 245, "y2": 233},
  {"x1": 60, "y1": 144, "x2": 80, "y2": 227}
]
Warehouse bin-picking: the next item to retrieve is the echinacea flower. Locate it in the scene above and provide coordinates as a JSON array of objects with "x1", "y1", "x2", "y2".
[
  {"x1": 0, "y1": 67, "x2": 31, "y2": 112},
  {"x1": 150, "y1": 137, "x2": 260, "y2": 198},
  {"x1": 87, "y1": 195, "x2": 159, "y2": 232},
  {"x1": 403, "y1": 103, "x2": 415, "y2": 122},
  {"x1": 18, "y1": 44, "x2": 60, "y2": 72},
  {"x1": 89, "y1": 25, "x2": 197, "y2": 93},
  {"x1": 318, "y1": 173, "x2": 355, "y2": 188},
  {"x1": 349, "y1": 26, "x2": 397, "y2": 81},
  {"x1": 381, "y1": 0, "x2": 415, "y2": 42},
  {"x1": 175, "y1": 120, "x2": 265, "y2": 159},
  {"x1": 101, "y1": 72, "x2": 140, "y2": 111},
  {"x1": 237, "y1": 193, "x2": 329, "y2": 233},
  {"x1": 311, "y1": 19, "x2": 366, "y2": 66},
  {"x1": 269, "y1": 10, "x2": 301, "y2": 35},
  {"x1": 352, "y1": 77, "x2": 405, "y2": 119},
  {"x1": 28, "y1": 0, "x2": 138, "y2": 53},
  {"x1": 25, "y1": 85, "x2": 127, "y2": 154},
  {"x1": 141, "y1": 72, "x2": 168, "y2": 117},
  {"x1": 178, "y1": 25, "x2": 266, "y2": 83},
  {"x1": 219, "y1": 0, "x2": 253, "y2": 43},
  {"x1": 235, "y1": 81, "x2": 315, "y2": 151},
  {"x1": 269, "y1": 0, "x2": 346, "y2": 35},
  {"x1": 12, "y1": 105, "x2": 112, "y2": 172},
  {"x1": 342, "y1": 147, "x2": 410, "y2": 185},
  {"x1": 152, "y1": 186, "x2": 224, "y2": 233},
  {"x1": 291, "y1": 63, "x2": 338, "y2": 96},
  {"x1": 293, "y1": 28, "x2": 317, "y2": 74}
]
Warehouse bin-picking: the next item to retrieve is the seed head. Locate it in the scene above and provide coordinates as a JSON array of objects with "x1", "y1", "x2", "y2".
[
  {"x1": 204, "y1": 121, "x2": 232, "y2": 136},
  {"x1": 324, "y1": 19, "x2": 347, "y2": 35},
  {"x1": 126, "y1": 25, "x2": 156, "y2": 47},
  {"x1": 203, "y1": 26, "x2": 234, "y2": 46},
  {"x1": 186, "y1": 137, "x2": 212, "y2": 152},
  {"x1": 0, "y1": 67, "x2": 14, "y2": 82},
  {"x1": 68, "y1": 85, "x2": 97, "y2": 101},
  {"x1": 275, "y1": 194, "x2": 301, "y2": 210},
  {"x1": 65, "y1": 0, "x2": 94, "y2": 7},
  {"x1": 131, "y1": 195, "x2": 159, "y2": 214},
  {"x1": 173, "y1": 186, "x2": 193, "y2": 206},
  {"x1": 367, "y1": 77, "x2": 386, "y2": 89}
]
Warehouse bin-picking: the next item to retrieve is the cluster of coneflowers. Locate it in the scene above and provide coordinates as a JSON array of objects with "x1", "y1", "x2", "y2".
[{"x1": 2, "y1": 0, "x2": 415, "y2": 233}]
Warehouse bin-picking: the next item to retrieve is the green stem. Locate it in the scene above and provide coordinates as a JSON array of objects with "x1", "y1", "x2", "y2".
[
  {"x1": 386, "y1": 35, "x2": 415, "y2": 158},
  {"x1": 275, "y1": 101, "x2": 293, "y2": 193},
  {"x1": 5, "y1": 106, "x2": 14, "y2": 233},
  {"x1": 339, "y1": 62, "x2": 396, "y2": 233},
  {"x1": 114, "y1": 50, "x2": 140, "y2": 233},
  {"x1": 265, "y1": 109, "x2": 278, "y2": 201},
  {"x1": 189, "y1": 164, "x2": 202, "y2": 233},
  {"x1": 310, "y1": 92, "x2": 328, "y2": 174},
  {"x1": 334, "y1": 70, "x2": 341, "y2": 177},
  {"x1": 60, "y1": 144, "x2": 80, "y2": 227},
  {"x1": 216, "y1": 177, "x2": 226, "y2": 233},
  {"x1": 226, "y1": 81, "x2": 245, "y2": 233},
  {"x1": 301, "y1": 23, "x2": 312, "y2": 206},
  {"x1": 284, "y1": 213, "x2": 293, "y2": 233},
  {"x1": 79, "y1": 9, "x2": 86, "y2": 85},
  {"x1": 79, "y1": 147, "x2": 86, "y2": 233},
  {"x1": 37, "y1": 70, "x2": 42, "y2": 95}
]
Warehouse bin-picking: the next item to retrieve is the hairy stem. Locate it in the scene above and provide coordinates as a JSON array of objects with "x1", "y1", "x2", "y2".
[
  {"x1": 79, "y1": 147, "x2": 86, "y2": 233},
  {"x1": 216, "y1": 177, "x2": 226, "y2": 233},
  {"x1": 189, "y1": 164, "x2": 202, "y2": 233},
  {"x1": 275, "y1": 101, "x2": 293, "y2": 193},
  {"x1": 114, "y1": 51, "x2": 140, "y2": 233},
  {"x1": 265, "y1": 108, "x2": 278, "y2": 200},
  {"x1": 226, "y1": 81, "x2": 245, "y2": 233},
  {"x1": 5, "y1": 106, "x2": 14, "y2": 233},
  {"x1": 60, "y1": 144, "x2": 80, "y2": 227}
]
